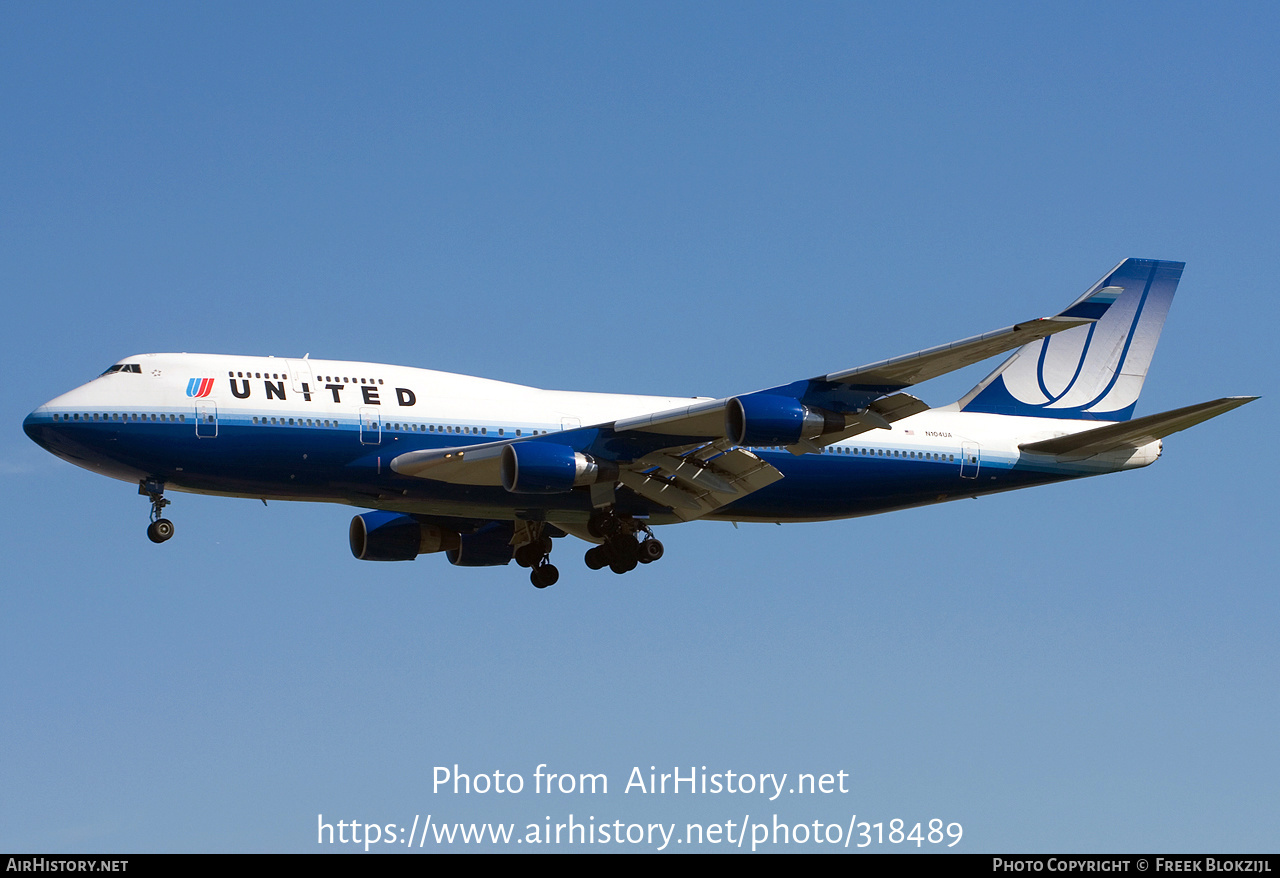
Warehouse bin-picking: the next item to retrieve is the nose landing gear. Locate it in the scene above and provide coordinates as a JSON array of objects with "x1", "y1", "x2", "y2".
[
  {"x1": 146, "y1": 518, "x2": 175, "y2": 543},
  {"x1": 140, "y1": 479, "x2": 174, "y2": 544}
]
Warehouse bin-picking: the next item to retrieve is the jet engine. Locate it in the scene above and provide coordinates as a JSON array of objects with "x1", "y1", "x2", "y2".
[
  {"x1": 349, "y1": 511, "x2": 460, "y2": 561},
  {"x1": 500, "y1": 443, "x2": 617, "y2": 494},
  {"x1": 725, "y1": 394, "x2": 846, "y2": 447},
  {"x1": 446, "y1": 521, "x2": 516, "y2": 567}
]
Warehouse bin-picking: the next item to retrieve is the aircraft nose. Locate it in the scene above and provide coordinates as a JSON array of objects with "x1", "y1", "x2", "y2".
[{"x1": 24, "y1": 406, "x2": 52, "y2": 449}]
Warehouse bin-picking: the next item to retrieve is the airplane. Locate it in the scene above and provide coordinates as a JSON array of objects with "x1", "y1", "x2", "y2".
[{"x1": 23, "y1": 258, "x2": 1256, "y2": 588}]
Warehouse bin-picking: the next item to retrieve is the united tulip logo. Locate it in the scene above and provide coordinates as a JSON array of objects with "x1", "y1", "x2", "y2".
[{"x1": 186, "y1": 378, "x2": 214, "y2": 398}]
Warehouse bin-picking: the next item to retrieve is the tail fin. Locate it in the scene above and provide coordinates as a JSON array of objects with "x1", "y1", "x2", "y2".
[{"x1": 957, "y1": 258, "x2": 1184, "y2": 421}]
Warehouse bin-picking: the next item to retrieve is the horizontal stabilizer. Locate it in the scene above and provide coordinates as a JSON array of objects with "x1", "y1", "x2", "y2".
[{"x1": 1019, "y1": 396, "x2": 1257, "y2": 458}]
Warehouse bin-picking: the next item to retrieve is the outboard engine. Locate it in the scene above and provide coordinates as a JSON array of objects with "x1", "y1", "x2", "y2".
[{"x1": 725, "y1": 394, "x2": 846, "y2": 447}]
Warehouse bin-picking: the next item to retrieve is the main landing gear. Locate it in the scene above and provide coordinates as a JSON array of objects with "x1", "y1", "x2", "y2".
[
  {"x1": 513, "y1": 525, "x2": 559, "y2": 589},
  {"x1": 513, "y1": 514, "x2": 665, "y2": 589},
  {"x1": 583, "y1": 510, "x2": 664, "y2": 575},
  {"x1": 139, "y1": 479, "x2": 174, "y2": 544}
]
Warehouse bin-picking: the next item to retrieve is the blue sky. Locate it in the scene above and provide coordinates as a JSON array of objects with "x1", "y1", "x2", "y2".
[{"x1": 2, "y1": 2, "x2": 1276, "y2": 852}]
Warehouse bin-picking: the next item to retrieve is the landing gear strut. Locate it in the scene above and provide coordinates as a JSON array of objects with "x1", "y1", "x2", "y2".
[
  {"x1": 140, "y1": 479, "x2": 174, "y2": 544},
  {"x1": 584, "y1": 510, "x2": 664, "y2": 575},
  {"x1": 513, "y1": 523, "x2": 559, "y2": 588}
]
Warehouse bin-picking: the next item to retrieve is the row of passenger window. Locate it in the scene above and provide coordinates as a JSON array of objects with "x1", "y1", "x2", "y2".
[
  {"x1": 381, "y1": 423, "x2": 551, "y2": 437},
  {"x1": 379, "y1": 422, "x2": 490, "y2": 434},
  {"x1": 827, "y1": 446, "x2": 953, "y2": 461},
  {"x1": 317, "y1": 374, "x2": 383, "y2": 385},
  {"x1": 52, "y1": 409, "x2": 552, "y2": 437},
  {"x1": 54, "y1": 412, "x2": 183, "y2": 423},
  {"x1": 227, "y1": 370, "x2": 386, "y2": 386},
  {"x1": 755, "y1": 443, "x2": 955, "y2": 461},
  {"x1": 249, "y1": 416, "x2": 551, "y2": 437},
  {"x1": 53, "y1": 411, "x2": 953, "y2": 460},
  {"x1": 232, "y1": 370, "x2": 288, "y2": 380},
  {"x1": 52, "y1": 412, "x2": 956, "y2": 463},
  {"x1": 253, "y1": 417, "x2": 338, "y2": 427}
]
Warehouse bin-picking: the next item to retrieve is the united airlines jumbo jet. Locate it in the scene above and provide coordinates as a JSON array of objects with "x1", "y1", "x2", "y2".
[{"x1": 24, "y1": 259, "x2": 1255, "y2": 588}]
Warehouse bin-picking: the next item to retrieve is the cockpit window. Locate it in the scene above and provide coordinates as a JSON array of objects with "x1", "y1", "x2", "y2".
[{"x1": 100, "y1": 363, "x2": 142, "y2": 376}]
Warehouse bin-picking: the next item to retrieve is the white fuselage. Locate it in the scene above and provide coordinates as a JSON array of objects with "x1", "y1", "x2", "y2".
[{"x1": 25, "y1": 353, "x2": 1159, "y2": 528}]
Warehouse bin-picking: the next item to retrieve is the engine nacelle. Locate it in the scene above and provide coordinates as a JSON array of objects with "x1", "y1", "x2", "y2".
[
  {"x1": 501, "y1": 442, "x2": 617, "y2": 494},
  {"x1": 725, "y1": 394, "x2": 845, "y2": 447},
  {"x1": 349, "y1": 511, "x2": 460, "y2": 562},
  {"x1": 446, "y1": 521, "x2": 516, "y2": 567}
]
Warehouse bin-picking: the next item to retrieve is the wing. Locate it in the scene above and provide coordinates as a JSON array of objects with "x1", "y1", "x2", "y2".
[
  {"x1": 391, "y1": 302, "x2": 1101, "y2": 521},
  {"x1": 610, "y1": 314, "x2": 1088, "y2": 443}
]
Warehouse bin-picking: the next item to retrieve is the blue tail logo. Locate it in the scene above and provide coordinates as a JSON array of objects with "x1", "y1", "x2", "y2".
[{"x1": 958, "y1": 259, "x2": 1184, "y2": 421}]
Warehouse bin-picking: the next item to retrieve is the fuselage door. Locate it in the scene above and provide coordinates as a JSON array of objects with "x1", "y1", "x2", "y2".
[
  {"x1": 960, "y1": 441, "x2": 980, "y2": 479},
  {"x1": 359, "y1": 407, "x2": 381, "y2": 445},
  {"x1": 287, "y1": 359, "x2": 314, "y2": 402},
  {"x1": 196, "y1": 402, "x2": 218, "y2": 438}
]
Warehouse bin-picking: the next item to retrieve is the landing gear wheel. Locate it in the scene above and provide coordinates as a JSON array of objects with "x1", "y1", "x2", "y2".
[
  {"x1": 638, "y1": 538, "x2": 664, "y2": 563},
  {"x1": 141, "y1": 480, "x2": 173, "y2": 543},
  {"x1": 584, "y1": 545, "x2": 610, "y2": 570},
  {"x1": 587, "y1": 511, "x2": 614, "y2": 539},
  {"x1": 531, "y1": 564, "x2": 559, "y2": 588},
  {"x1": 514, "y1": 544, "x2": 541, "y2": 568},
  {"x1": 147, "y1": 519, "x2": 174, "y2": 543},
  {"x1": 609, "y1": 536, "x2": 638, "y2": 564},
  {"x1": 584, "y1": 513, "x2": 658, "y2": 575}
]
